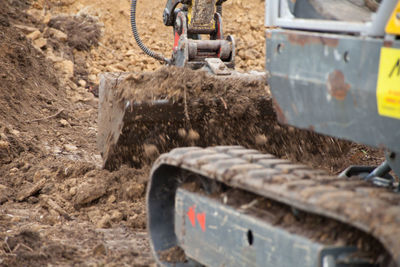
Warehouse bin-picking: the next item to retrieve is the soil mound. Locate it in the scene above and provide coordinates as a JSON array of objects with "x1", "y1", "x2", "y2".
[
  {"x1": 0, "y1": 1, "x2": 62, "y2": 164},
  {"x1": 48, "y1": 14, "x2": 101, "y2": 51},
  {"x1": 0, "y1": 2, "x2": 153, "y2": 265}
]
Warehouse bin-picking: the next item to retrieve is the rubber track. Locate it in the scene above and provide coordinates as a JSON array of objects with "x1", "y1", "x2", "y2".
[{"x1": 151, "y1": 146, "x2": 400, "y2": 265}]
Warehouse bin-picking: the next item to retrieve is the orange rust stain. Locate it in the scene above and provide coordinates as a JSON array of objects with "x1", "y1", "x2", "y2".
[
  {"x1": 327, "y1": 70, "x2": 350, "y2": 101},
  {"x1": 286, "y1": 32, "x2": 339, "y2": 48},
  {"x1": 272, "y1": 98, "x2": 288, "y2": 124},
  {"x1": 383, "y1": 41, "x2": 393, "y2": 48}
]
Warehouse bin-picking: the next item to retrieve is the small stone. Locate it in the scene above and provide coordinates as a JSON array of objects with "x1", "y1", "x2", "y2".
[
  {"x1": 125, "y1": 50, "x2": 135, "y2": 56},
  {"x1": 10, "y1": 129, "x2": 20, "y2": 136},
  {"x1": 63, "y1": 144, "x2": 78, "y2": 152},
  {"x1": 187, "y1": 129, "x2": 200, "y2": 141},
  {"x1": 74, "y1": 179, "x2": 107, "y2": 206},
  {"x1": 54, "y1": 60, "x2": 74, "y2": 79},
  {"x1": 69, "y1": 94, "x2": 84, "y2": 103},
  {"x1": 26, "y1": 30, "x2": 41, "y2": 41},
  {"x1": 14, "y1": 24, "x2": 38, "y2": 34},
  {"x1": 92, "y1": 243, "x2": 107, "y2": 256},
  {"x1": 59, "y1": 119, "x2": 70, "y2": 127},
  {"x1": 125, "y1": 183, "x2": 145, "y2": 200},
  {"x1": 178, "y1": 128, "x2": 187, "y2": 138},
  {"x1": 69, "y1": 186, "x2": 77, "y2": 196},
  {"x1": 52, "y1": 146, "x2": 62, "y2": 154},
  {"x1": 9, "y1": 167, "x2": 18, "y2": 173},
  {"x1": 106, "y1": 65, "x2": 121, "y2": 73},
  {"x1": 112, "y1": 63, "x2": 127, "y2": 72},
  {"x1": 88, "y1": 74, "x2": 97, "y2": 83},
  {"x1": 43, "y1": 13, "x2": 52, "y2": 24},
  {"x1": 27, "y1": 9, "x2": 44, "y2": 22},
  {"x1": 11, "y1": 216, "x2": 21, "y2": 223},
  {"x1": 87, "y1": 209, "x2": 101, "y2": 222},
  {"x1": 33, "y1": 37, "x2": 47, "y2": 49},
  {"x1": 33, "y1": 168, "x2": 52, "y2": 183},
  {"x1": 47, "y1": 54, "x2": 63, "y2": 63},
  {"x1": 143, "y1": 144, "x2": 159, "y2": 159},
  {"x1": 107, "y1": 194, "x2": 116, "y2": 204},
  {"x1": 27, "y1": 196, "x2": 39, "y2": 204},
  {"x1": 110, "y1": 210, "x2": 123, "y2": 222},
  {"x1": 17, "y1": 178, "x2": 46, "y2": 201},
  {"x1": 78, "y1": 79, "x2": 87, "y2": 87},
  {"x1": 96, "y1": 214, "x2": 111, "y2": 229},
  {"x1": 0, "y1": 140, "x2": 9, "y2": 149},
  {"x1": 67, "y1": 79, "x2": 78, "y2": 90},
  {"x1": 0, "y1": 184, "x2": 10, "y2": 204},
  {"x1": 255, "y1": 134, "x2": 268, "y2": 145},
  {"x1": 47, "y1": 27, "x2": 67, "y2": 42}
]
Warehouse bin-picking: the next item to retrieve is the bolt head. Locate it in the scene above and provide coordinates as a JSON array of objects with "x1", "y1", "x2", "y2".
[{"x1": 396, "y1": 12, "x2": 400, "y2": 21}]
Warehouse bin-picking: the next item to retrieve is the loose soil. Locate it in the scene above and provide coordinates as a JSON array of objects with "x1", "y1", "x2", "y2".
[
  {"x1": 102, "y1": 66, "x2": 383, "y2": 173},
  {"x1": 0, "y1": 0, "x2": 386, "y2": 266}
]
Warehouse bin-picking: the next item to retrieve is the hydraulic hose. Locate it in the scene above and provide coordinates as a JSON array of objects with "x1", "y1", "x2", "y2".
[
  {"x1": 130, "y1": 0, "x2": 170, "y2": 64},
  {"x1": 216, "y1": 5, "x2": 222, "y2": 16}
]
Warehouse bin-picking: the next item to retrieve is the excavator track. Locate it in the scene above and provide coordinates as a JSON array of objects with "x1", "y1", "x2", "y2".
[{"x1": 147, "y1": 146, "x2": 400, "y2": 266}]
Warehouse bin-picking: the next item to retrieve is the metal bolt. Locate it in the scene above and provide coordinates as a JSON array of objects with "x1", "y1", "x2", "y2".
[
  {"x1": 277, "y1": 43, "x2": 284, "y2": 54},
  {"x1": 344, "y1": 51, "x2": 350, "y2": 63},
  {"x1": 397, "y1": 12, "x2": 400, "y2": 21}
]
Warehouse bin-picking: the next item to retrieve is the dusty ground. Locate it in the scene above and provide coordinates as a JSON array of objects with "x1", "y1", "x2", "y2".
[{"x1": 0, "y1": 0, "x2": 384, "y2": 266}]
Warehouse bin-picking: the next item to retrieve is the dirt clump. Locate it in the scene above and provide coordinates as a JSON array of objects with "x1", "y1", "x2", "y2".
[
  {"x1": 159, "y1": 246, "x2": 187, "y2": 263},
  {"x1": 48, "y1": 14, "x2": 101, "y2": 51}
]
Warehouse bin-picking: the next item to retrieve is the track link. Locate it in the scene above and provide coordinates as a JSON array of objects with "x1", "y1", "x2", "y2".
[{"x1": 148, "y1": 146, "x2": 400, "y2": 265}]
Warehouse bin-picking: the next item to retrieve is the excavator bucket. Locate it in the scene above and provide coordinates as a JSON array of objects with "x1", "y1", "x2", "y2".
[
  {"x1": 97, "y1": 67, "x2": 271, "y2": 170},
  {"x1": 97, "y1": 66, "x2": 351, "y2": 172}
]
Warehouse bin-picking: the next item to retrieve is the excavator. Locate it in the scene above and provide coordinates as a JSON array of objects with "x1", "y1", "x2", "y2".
[{"x1": 97, "y1": 0, "x2": 400, "y2": 266}]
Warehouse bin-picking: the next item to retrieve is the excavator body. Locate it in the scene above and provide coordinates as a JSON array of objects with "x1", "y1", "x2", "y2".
[{"x1": 97, "y1": 0, "x2": 400, "y2": 266}]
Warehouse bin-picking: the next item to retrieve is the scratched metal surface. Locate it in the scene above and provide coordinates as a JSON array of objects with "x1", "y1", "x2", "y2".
[
  {"x1": 175, "y1": 188, "x2": 359, "y2": 267},
  {"x1": 266, "y1": 29, "x2": 400, "y2": 153},
  {"x1": 147, "y1": 146, "x2": 400, "y2": 266}
]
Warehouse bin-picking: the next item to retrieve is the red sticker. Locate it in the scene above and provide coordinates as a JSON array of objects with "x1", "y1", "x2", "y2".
[
  {"x1": 197, "y1": 212, "x2": 206, "y2": 232},
  {"x1": 187, "y1": 205, "x2": 196, "y2": 227}
]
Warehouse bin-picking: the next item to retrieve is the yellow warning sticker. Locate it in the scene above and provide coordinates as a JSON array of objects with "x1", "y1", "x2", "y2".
[
  {"x1": 377, "y1": 47, "x2": 400, "y2": 119},
  {"x1": 385, "y1": 0, "x2": 400, "y2": 35}
]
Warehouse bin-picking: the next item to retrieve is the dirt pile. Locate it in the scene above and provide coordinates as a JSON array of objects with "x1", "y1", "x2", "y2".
[
  {"x1": 29, "y1": 0, "x2": 266, "y2": 78},
  {"x1": 0, "y1": 0, "x2": 62, "y2": 164},
  {"x1": 0, "y1": 1, "x2": 155, "y2": 266}
]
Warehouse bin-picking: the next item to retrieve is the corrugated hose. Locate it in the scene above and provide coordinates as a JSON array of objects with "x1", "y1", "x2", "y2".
[{"x1": 130, "y1": 0, "x2": 170, "y2": 64}]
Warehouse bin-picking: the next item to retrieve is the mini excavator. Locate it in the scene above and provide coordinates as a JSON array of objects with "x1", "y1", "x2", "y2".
[{"x1": 98, "y1": 0, "x2": 400, "y2": 266}]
